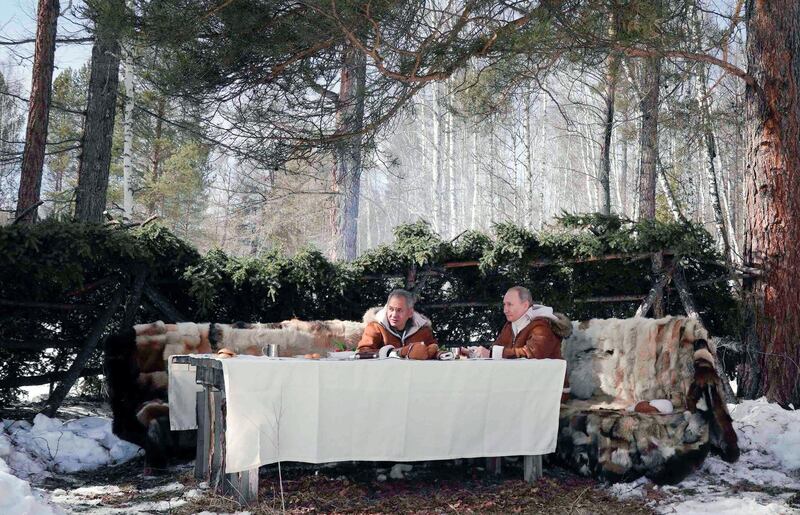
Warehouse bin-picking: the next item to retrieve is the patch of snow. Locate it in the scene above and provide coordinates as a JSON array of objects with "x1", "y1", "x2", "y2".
[
  {"x1": 664, "y1": 491, "x2": 796, "y2": 515},
  {"x1": 608, "y1": 398, "x2": 800, "y2": 514},
  {"x1": 1, "y1": 414, "x2": 142, "y2": 479},
  {"x1": 607, "y1": 476, "x2": 648, "y2": 500},
  {"x1": 0, "y1": 465, "x2": 62, "y2": 515},
  {"x1": 140, "y1": 481, "x2": 184, "y2": 494},
  {"x1": 730, "y1": 397, "x2": 800, "y2": 471}
]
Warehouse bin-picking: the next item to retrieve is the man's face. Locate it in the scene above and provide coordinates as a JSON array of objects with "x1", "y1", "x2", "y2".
[
  {"x1": 503, "y1": 289, "x2": 531, "y2": 322},
  {"x1": 386, "y1": 296, "x2": 413, "y2": 329}
]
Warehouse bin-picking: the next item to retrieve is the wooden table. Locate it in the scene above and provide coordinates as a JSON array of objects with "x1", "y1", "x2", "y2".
[{"x1": 175, "y1": 355, "x2": 552, "y2": 505}]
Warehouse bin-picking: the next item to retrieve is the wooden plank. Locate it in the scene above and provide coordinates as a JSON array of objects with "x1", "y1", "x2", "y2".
[
  {"x1": 443, "y1": 251, "x2": 668, "y2": 270},
  {"x1": 420, "y1": 301, "x2": 501, "y2": 309},
  {"x1": 225, "y1": 467, "x2": 259, "y2": 505},
  {"x1": 574, "y1": 295, "x2": 646, "y2": 303},
  {"x1": 209, "y1": 388, "x2": 226, "y2": 491},
  {"x1": 0, "y1": 299, "x2": 94, "y2": 311},
  {"x1": 195, "y1": 390, "x2": 209, "y2": 480},
  {"x1": 0, "y1": 367, "x2": 101, "y2": 388},
  {"x1": 524, "y1": 455, "x2": 543, "y2": 482}
]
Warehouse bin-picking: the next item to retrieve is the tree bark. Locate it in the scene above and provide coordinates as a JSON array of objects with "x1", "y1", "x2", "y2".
[
  {"x1": 599, "y1": 14, "x2": 620, "y2": 216},
  {"x1": 75, "y1": 3, "x2": 123, "y2": 222},
  {"x1": 121, "y1": 38, "x2": 135, "y2": 219},
  {"x1": 637, "y1": 55, "x2": 661, "y2": 220},
  {"x1": 330, "y1": 45, "x2": 366, "y2": 261},
  {"x1": 15, "y1": 0, "x2": 59, "y2": 223},
  {"x1": 741, "y1": 0, "x2": 800, "y2": 407}
]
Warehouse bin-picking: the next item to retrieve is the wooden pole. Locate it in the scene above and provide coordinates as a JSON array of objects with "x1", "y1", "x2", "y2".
[
  {"x1": 42, "y1": 287, "x2": 124, "y2": 417},
  {"x1": 143, "y1": 283, "x2": 186, "y2": 322},
  {"x1": 673, "y1": 265, "x2": 737, "y2": 403}
]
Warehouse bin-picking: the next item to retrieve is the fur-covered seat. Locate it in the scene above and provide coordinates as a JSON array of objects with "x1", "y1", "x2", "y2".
[{"x1": 557, "y1": 316, "x2": 739, "y2": 484}]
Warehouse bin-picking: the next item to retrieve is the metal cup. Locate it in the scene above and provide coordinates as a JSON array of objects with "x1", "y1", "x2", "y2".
[{"x1": 263, "y1": 343, "x2": 279, "y2": 357}]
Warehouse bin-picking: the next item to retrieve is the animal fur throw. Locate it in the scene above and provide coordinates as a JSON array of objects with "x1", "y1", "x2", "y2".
[
  {"x1": 556, "y1": 316, "x2": 739, "y2": 484},
  {"x1": 562, "y1": 316, "x2": 708, "y2": 405}
]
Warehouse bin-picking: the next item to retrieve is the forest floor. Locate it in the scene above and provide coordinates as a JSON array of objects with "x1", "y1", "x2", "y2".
[
  {"x1": 39, "y1": 457, "x2": 656, "y2": 514},
  {"x1": 2, "y1": 396, "x2": 799, "y2": 514}
]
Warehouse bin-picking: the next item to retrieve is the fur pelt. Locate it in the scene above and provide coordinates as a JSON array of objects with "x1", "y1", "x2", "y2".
[
  {"x1": 557, "y1": 402, "x2": 710, "y2": 484},
  {"x1": 686, "y1": 339, "x2": 739, "y2": 462},
  {"x1": 562, "y1": 316, "x2": 707, "y2": 405},
  {"x1": 557, "y1": 317, "x2": 739, "y2": 484},
  {"x1": 107, "y1": 317, "x2": 369, "y2": 470}
]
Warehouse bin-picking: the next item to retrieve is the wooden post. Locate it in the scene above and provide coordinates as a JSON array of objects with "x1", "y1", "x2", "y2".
[
  {"x1": 121, "y1": 268, "x2": 147, "y2": 328},
  {"x1": 143, "y1": 283, "x2": 186, "y2": 322},
  {"x1": 405, "y1": 265, "x2": 417, "y2": 291},
  {"x1": 652, "y1": 251, "x2": 666, "y2": 318},
  {"x1": 43, "y1": 287, "x2": 124, "y2": 417},
  {"x1": 636, "y1": 252, "x2": 674, "y2": 317},
  {"x1": 523, "y1": 455, "x2": 543, "y2": 482},
  {"x1": 209, "y1": 388, "x2": 226, "y2": 491},
  {"x1": 195, "y1": 390, "x2": 209, "y2": 480},
  {"x1": 225, "y1": 468, "x2": 259, "y2": 505},
  {"x1": 673, "y1": 265, "x2": 737, "y2": 403}
]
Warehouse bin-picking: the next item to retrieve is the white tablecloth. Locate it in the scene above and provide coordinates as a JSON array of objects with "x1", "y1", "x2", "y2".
[
  {"x1": 219, "y1": 357, "x2": 566, "y2": 474},
  {"x1": 168, "y1": 357, "x2": 203, "y2": 431}
]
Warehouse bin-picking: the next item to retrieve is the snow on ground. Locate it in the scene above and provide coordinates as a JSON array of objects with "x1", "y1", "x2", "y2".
[
  {"x1": 0, "y1": 412, "x2": 142, "y2": 514},
  {"x1": 0, "y1": 464, "x2": 63, "y2": 515},
  {"x1": 608, "y1": 398, "x2": 800, "y2": 514},
  {"x1": 1, "y1": 414, "x2": 141, "y2": 480},
  {"x1": 50, "y1": 482, "x2": 190, "y2": 514}
]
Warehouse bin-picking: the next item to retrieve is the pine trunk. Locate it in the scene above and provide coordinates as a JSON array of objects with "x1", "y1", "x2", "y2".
[
  {"x1": 75, "y1": 6, "x2": 122, "y2": 222},
  {"x1": 637, "y1": 56, "x2": 661, "y2": 220},
  {"x1": 15, "y1": 0, "x2": 59, "y2": 223},
  {"x1": 330, "y1": 45, "x2": 366, "y2": 261},
  {"x1": 741, "y1": 0, "x2": 800, "y2": 407}
]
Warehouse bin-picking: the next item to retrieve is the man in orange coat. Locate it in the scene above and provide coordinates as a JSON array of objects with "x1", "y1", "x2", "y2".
[
  {"x1": 356, "y1": 289, "x2": 439, "y2": 360},
  {"x1": 483, "y1": 286, "x2": 571, "y2": 400}
]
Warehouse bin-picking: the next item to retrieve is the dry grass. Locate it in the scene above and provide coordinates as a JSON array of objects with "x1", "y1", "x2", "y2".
[{"x1": 175, "y1": 460, "x2": 655, "y2": 514}]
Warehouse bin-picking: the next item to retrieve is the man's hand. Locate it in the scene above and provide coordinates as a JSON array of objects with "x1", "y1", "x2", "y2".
[{"x1": 467, "y1": 346, "x2": 490, "y2": 359}]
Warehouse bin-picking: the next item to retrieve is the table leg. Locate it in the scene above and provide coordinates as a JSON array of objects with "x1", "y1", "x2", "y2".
[
  {"x1": 209, "y1": 388, "x2": 226, "y2": 491},
  {"x1": 225, "y1": 467, "x2": 259, "y2": 504},
  {"x1": 194, "y1": 390, "x2": 210, "y2": 480},
  {"x1": 523, "y1": 455, "x2": 543, "y2": 483},
  {"x1": 486, "y1": 457, "x2": 502, "y2": 476}
]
